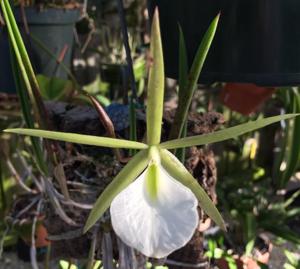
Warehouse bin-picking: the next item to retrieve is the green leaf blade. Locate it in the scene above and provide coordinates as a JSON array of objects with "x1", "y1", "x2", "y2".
[
  {"x1": 9, "y1": 44, "x2": 47, "y2": 173},
  {"x1": 281, "y1": 91, "x2": 300, "y2": 186},
  {"x1": 4, "y1": 129, "x2": 148, "y2": 150},
  {"x1": 178, "y1": 24, "x2": 188, "y2": 101},
  {"x1": 84, "y1": 149, "x2": 149, "y2": 232},
  {"x1": 147, "y1": 8, "x2": 165, "y2": 145},
  {"x1": 4, "y1": 0, "x2": 41, "y2": 95},
  {"x1": 161, "y1": 114, "x2": 299, "y2": 149},
  {"x1": 169, "y1": 13, "x2": 220, "y2": 140},
  {"x1": 159, "y1": 149, "x2": 226, "y2": 230}
]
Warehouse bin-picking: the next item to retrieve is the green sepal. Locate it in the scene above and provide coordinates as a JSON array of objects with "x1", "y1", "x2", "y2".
[
  {"x1": 146, "y1": 8, "x2": 165, "y2": 145},
  {"x1": 160, "y1": 114, "x2": 299, "y2": 149},
  {"x1": 4, "y1": 128, "x2": 148, "y2": 150}
]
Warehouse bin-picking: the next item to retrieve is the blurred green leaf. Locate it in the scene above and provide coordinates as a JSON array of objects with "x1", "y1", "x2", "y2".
[
  {"x1": 245, "y1": 239, "x2": 255, "y2": 256},
  {"x1": 2, "y1": 0, "x2": 46, "y2": 124},
  {"x1": 59, "y1": 261, "x2": 78, "y2": 269},
  {"x1": 129, "y1": 98, "x2": 138, "y2": 156},
  {"x1": 31, "y1": 33, "x2": 78, "y2": 85},
  {"x1": 284, "y1": 264, "x2": 296, "y2": 269},
  {"x1": 281, "y1": 89, "x2": 300, "y2": 186},
  {"x1": 285, "y1": 250, "x2": 298, "y2": 266},
  {"x1": 213, "y1": 248, "x2": 224, "y2": 259},
  {"x1": 134, "y1": 56, "x2": 146, "y2": 81},
  {"x1": 8, "y1": 24, "x2": 47, "y2": 174},
  {"x1": 263, "y1": 224, "x2": 300, "y2": 245},
  {"x1": 37, "y1": 75, "x2": 73, "y2": 101}
]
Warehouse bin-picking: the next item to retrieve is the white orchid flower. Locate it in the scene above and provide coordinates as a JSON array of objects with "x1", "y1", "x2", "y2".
[
  {"x1": 4, "y1": 0, "x2": 297, "y2": 259},
  {"x1": 110, "y1": 152, "x2": 198, "y2": 258}
]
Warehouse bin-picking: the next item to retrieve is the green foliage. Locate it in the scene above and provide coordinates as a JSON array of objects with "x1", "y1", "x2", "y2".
[
  {"x1": 175, "y1": 25, "x2": 188, "y2": 162},
  {"x1": 37, "y1": 75, "x2": 73, "y2": 101},
  {"x1": 284, "y1": 250, "x2": 300, "y2": 269},
  {"x1": 169, "y1": 14, "x2": 220, "y2": 140},
  {"x1": 216, "y1": 111, "x2": 300, "y2": 247},
  {"x1": 275, "y1": 88, "x2": 300, "y2": 188},
  {"x1": 205, "y1": 236, "x2": 240, "y2": 269}
]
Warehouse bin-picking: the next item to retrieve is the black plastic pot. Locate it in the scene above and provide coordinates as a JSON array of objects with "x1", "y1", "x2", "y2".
[
  {"x1": 150, "y1": 0, "x2": 300, "y2": 86},
  {"x1": 0, "y1": 7, "x2": 79, "y2": 93}
]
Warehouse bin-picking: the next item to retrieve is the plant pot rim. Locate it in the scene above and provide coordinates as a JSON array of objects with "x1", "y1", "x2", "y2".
[{"x1": 14, "y1": 7, "x2": 80, "y2": 25}]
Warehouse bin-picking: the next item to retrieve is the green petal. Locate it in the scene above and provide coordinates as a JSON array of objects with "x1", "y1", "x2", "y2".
[
  {"x1": 159, "y1": 149, "x2": 226, "y2": 230},
  {"x1": 4, "y1": 128, "x2": 148, "y2": 150},
  {"x1": 160, "y1": 114, "x2": 299, "y2": 149},
  {"x1": 146, "y1": 8, "x2": 165, "y2": 145},
  {"x1": 84, "y1": 149, "x2": 149, "y2": 232}
]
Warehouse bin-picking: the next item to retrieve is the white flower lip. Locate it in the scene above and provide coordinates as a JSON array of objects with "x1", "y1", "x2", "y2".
[{"x1": 110, "y1": 164, "x2": 199, "y2": 258}]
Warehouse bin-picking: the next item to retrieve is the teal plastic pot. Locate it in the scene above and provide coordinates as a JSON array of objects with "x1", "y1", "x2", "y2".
[
  {"x1": 150, "y1": 0, "x2": 300, "y2": 86},
  {"x1": 0, "y1": 7, "x2": 79, "y2": 93}
]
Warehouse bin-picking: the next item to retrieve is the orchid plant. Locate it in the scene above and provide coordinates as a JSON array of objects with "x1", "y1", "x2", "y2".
[{"x1": 1, "y1": 0, "x2": 298, "y2": 259}]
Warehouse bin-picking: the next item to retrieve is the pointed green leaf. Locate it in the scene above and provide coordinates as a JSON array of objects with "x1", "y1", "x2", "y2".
[
  {"x1": 3, "y1": 0, "x2": 41, "y2": 97},
  {"x1": 159, "y1": 149, "x2": 226, "y2": 230},
  {"x1": 129, "y1": 97, "x2": 138, "y2": 156},
  {"x1": 4, "y1": 129, "x2": 148, "y2": 150},
  {"x1": 84, "y1": 149, "x2": 149, "y2": 232},
  {"x1": 175, "y1": 24, "x2": 189, "y2": 162},
  {"x1": 281, "y1": 90, "x2": 300, "y2": 185},
  {"x1": 284, "y1": 250, "x2": 298, "y2": 265},
  {"x1": 147, "y1": 8, "x2": 165, "y2": 145},
  {"x1": 169, "y1": 14, "x2": 220, "y2": 140},
  {"x1": 9, "y1": 44, "x2": 47, "y2": 174},
  {"x1": 178, "y1": 24, "x2": 188, "y2": 101},
  {"x1": 1, "y1": 0, "x2": 33, "y2": 103},
  {"x1": 160, "y1": 114, "x2": 299, "y2": 149},
  {"x1": 37, "y1": 75, "x2": 72, "y2": 101},
  {"x1": 263, "y1": 224, "x2": 300, "y2": 245},
  {"x1": 4, "y1": 0, "x2": 54, "y2": 136},
  {"x1": 30, "y1": 34, "x2": 78, "y2": 85}
]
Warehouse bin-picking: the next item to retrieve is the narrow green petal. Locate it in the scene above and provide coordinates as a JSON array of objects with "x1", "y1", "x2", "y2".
[
  {"x1": 4, "y1": 128, "x2": 148, "y2": 150},
  {"x1": 147, "y1": 8, "x2": 165, "y2": 145},
  {"x1": 159, "y1": 149, "x2": 226, "y2": 230},
  {"x1": 84, "y1": 149, "x2": 149, "y2": 232},
  {"x1": 160, "y1": 114, "x2": 299, "y2": 149}
]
